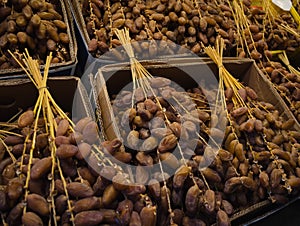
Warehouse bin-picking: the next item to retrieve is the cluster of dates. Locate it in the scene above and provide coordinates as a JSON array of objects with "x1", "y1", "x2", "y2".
[
  {"x1": 0, "y1": 105, "x2": 229, "y2": 226},
  {"x1": 218, "y1": 84, "x2": 300, "y2": 207},
  {"x1": 0, "y1": 0, "x2": 71, "y2": 70},
  {"x1": 1, "y1": 78, "x2": 300, "y2": 225},
  {"x1": 258, "y1": 61, "x2": 300, "y2": 123},
  {"x1": 0, "y1": 109, "x2": 129, "y2": 226},
  {"x1": 236, "y1": 0, "x2": 300, "y2": 62},
  {"x1": 80, "y1": 0, "x2": 238, "y2": 58},
  {"x1": 108, "y1": 75, "x2": 300, "y2": 225},
  {"x1": 79, "y1": 0, "x2": 300, "y2": 63}
]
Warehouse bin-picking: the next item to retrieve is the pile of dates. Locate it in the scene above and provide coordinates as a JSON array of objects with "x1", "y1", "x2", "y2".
[
  {"x1": 79, "y1": 0, "x2": 238, "y2": 57},
  {"x1": 235, "y1": 0, "x2": 300, "y2": 61},
  {"x1": 77, "y1": 0, "x2": 300, "y2": 61},
  {"x1": 219, "y1": 84, "x2": 300, "y2": 208},
  {"x1": 0, "y1": 108, "x2": 128, "y2": 226},
  {"x1": 1, "y1": 79, "x2": 300, "y2": 225},
  {"x1": 258, "y1": 61, "x2": 300, "y2": 122},
  {"x1": 0, "y1": 0, "x2": 71, "y2": 70},
  {"x1": 109, "y1": 76, "x2": 300, "y2": 225}
]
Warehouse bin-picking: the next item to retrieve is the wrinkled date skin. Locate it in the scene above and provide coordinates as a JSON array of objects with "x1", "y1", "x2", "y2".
[
  {"x1": 185, "y1": 185, "x2": 200, "y2": 215},
  {"x1": 74, "y1": 210, "x2": 104, "y2": 226},
  {"x1": 140, "y1": 205, "x2": 157, "y2": 226}
]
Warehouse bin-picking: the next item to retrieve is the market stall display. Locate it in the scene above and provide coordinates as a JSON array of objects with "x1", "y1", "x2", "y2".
[
  {"x1": 0, "y1": 0, "x2": 299, "y2": 225},
  {"x1": 90, "y1": 35, "x2": 300, "y2": 225}
]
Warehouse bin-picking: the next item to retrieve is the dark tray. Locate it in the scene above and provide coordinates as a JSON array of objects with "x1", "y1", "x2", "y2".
[{"x1": 241, "y1": 197, "x2": 300, "y2": 226}]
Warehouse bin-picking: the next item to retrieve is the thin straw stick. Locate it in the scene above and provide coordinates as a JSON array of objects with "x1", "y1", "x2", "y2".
[
  {"x1": 9, "y1": 50, "x2": 76, "y2": 225},
  {"x1": 114, "y1": 28, "x2": 153, "y2": 107},
  {"x1": 114, "y1": 28, "x2": 178, "y2": 224},
  {"x1": 203, "y1": 37, "x2": 246, "y2": 109},
  {"x1": 278, "y1": 51, "x2": 300, "y2": 77}
]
